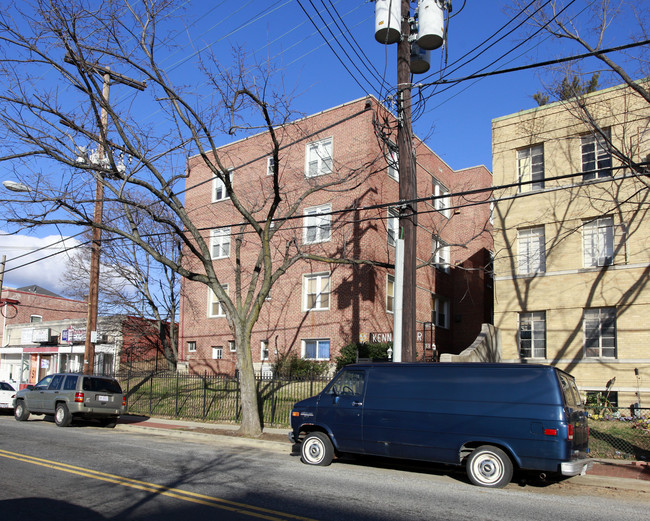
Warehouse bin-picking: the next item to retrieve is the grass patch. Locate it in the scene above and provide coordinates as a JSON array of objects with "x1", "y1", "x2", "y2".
[{"x1": 589, "y1": 418, "x2": 650, "y2": 460}]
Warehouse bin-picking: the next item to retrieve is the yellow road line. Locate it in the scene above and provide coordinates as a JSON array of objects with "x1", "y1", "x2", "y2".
[{"x1": 0, "y1": 449, "x2": 317, "y2": 521}]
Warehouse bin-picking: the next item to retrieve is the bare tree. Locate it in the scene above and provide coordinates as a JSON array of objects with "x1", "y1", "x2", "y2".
[{"x1": 0, "y1": 1, "x2": 387, "y2": 436}]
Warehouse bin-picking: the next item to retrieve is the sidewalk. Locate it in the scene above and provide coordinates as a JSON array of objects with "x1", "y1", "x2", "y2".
[{"x1": 116, "y1": 415, "x2": 650, "y2": 490}]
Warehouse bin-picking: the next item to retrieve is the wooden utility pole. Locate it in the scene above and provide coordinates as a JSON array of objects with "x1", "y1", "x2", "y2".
[{"x1": 397, "y1": 0, "x2": 417, "y2": 361}]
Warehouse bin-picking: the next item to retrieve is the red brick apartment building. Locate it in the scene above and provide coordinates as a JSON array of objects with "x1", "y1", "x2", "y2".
[{"x1": 179, "y1": 97, "x2": 493, "y2": 375}]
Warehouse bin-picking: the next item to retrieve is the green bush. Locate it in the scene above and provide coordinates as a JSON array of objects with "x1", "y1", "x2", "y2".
[
  {"x1": 272, "y1": 355, "x2": 329, "y2": 378},
  {"x1": 335, "y1": 342, "x2": 393, "y2": 371}
]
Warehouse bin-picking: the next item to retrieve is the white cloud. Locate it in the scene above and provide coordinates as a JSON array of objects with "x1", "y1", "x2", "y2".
[{"x1": 0, "y1": 231, "x2": 82, "y2": 297}]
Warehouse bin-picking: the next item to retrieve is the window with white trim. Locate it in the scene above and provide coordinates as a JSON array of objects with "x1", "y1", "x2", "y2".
[
  {"x1": 212, "y1": 346, "x2": 223, "y2": 360},
  {"x1": 584, "y1": 307, "x2": 616, "y2": 358},
  {"x1": 187, "y1": 341, "x2": 196, "y2": 353},
  {"x1": 434, "y1": 182, "x2": 451, "y2": 218},
  {"x1": 386, "y1": 274, "x2": 395, "y2": 313},
  {"x1": 433, "y1": 236, "x2": 450, "y2": 272},
  {"x1": 305, "y1": 138, "x2": 333, "y2": 177},
  {"x1": 517, "y1": 144, "x2": 544, "y2": 192},
  {"x1": 210, "y1": 227, "x2": 231, "y2": 259},
  {"x1": 267, "y1": 156, "x2": 275, "y2": 176},
  {"x1": 304, "y1": 204, "x2": 331, "y2": 244},
  {"x1": 261, "y1": 340, "x2": 269, "y2": 360},
  {"x1": 212, "y1": 169, "x2": 233, "y2": 202},
  {"x1": 387, "y1": 146, "x2": 399, "y2": 181},
  {"x1": 303, "y1": 338, "x2": 330, "y2": 360},
  {"x1": 432, "y1": 296, "x2": 449, "y2": 328},
  {"x1": 582, "y1": 129, "x2": 612, "y2": 180},
  {"x1": 518, "y1": 311, "x2": 546, "y2": 359},
  {"x1": 30, "y1": 315, "x2": 43, "y2": 323},
  {"x1": 303, "y1": 273, "x2": 330, "y2": 311},
  {"x1": 518, "y1": 227, "x2": 545, "y2": 275},
  {"x1": 228, "y1": 340, "x2": 236, "y2": 352},
  {"x1": 387, "y1": 208, "x2": 399, "y2": 247},
  {"x1": 583, "y1": 216, "x2": 614, "y2": 267},
  {"x1": 208, "y1": 284, "x2": 228, "y2": 318}
]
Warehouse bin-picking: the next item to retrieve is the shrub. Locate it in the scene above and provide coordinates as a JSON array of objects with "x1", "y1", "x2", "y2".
[
  {"x1": 272, "y1": 355, "x2": 329, "y2": 379},
  {"x1": 335, "y1": 342, "x2": 392, "y2": 371}
]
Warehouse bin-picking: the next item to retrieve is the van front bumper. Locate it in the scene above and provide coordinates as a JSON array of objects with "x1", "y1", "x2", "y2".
[{"x1": 561, "y1": 458, "x2": 593, "y2": 476}]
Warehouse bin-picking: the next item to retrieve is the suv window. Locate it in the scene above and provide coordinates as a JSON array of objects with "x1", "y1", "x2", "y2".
[
  {"x1": 82, "y1": 377, "x2": 122, "y2": 394},
  {"x1": 33, "y1": 375, "x2": 53, "y2": 390},
  {"x1": 49, "y1": 374, "x2": 65, "y2": 390},
  {"x1": 63, "y1": 375, "x2": 79, "y2": 391}
]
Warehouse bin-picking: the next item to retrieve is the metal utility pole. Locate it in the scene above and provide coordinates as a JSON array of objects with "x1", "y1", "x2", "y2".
[
  {"x1": 64, "y1": 55, "x2": 146, "y2": 375},
  {"x1": 396, "y1": 0, "x2": 418, "y2": 362}
]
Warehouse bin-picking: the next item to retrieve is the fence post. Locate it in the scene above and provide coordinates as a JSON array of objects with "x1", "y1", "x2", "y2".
[
  {"x1": 202, "y1": 370, "x2": 207, "y2": 419},
  {"x1": 125, "y1": 367, "x2": 131, "y2": 411},
  {"x1": 270, "y1": 373, "x2": 277, "y2": 425},
  {"x1": 149, "y1": 371, "x2": 153, "y2": 416},
  {"x1": 236, "y1": 372, "x2": 241, "y2": 421},
  {"x1": 175, "y1": 370, "x2": 180, "y2": 417}
]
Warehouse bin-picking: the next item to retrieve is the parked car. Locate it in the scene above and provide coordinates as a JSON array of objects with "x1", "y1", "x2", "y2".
[
  {"x1": 13, "y1": 373, "x2": 125, "y2": 427},
  {"x1": 0, "y1": 382, "x2": 16, "y2": 409},
  {"x1": 290, "y1": 363, "x2": 591, "y2": 488}
]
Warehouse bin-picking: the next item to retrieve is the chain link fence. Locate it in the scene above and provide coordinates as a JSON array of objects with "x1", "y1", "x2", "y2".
[{"x1": 586, "y1": 405, "x2": 650, "y2": 460}]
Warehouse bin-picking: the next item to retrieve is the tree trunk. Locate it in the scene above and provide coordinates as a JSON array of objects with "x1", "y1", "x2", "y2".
[{"x1": 235, "y1": 331, "x2": 263, "y2": 437}]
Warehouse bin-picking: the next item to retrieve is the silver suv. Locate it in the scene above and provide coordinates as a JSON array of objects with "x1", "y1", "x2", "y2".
[{"x1": 13, "y1": 373, "x2": 125, "y2": 427}]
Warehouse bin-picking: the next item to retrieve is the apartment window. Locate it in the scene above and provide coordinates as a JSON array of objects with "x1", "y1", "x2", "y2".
[
  {"x1": 228, "y1": 340, "x2": 236, "y2": 352},
  {"x1": 303, "y1": 338, "x2": 330, "y2": 360},
  {"x1": 387, "y1": 274, "x2": 395, "y2": 313},
  {"x1": 187, "y1": 341, "x2": 196, "y2": 353},
  {"x1": 518, "y1": 311, "x2": 546, "y2": 359},
  {"x1": 432, "y1": 296, "x2": 449, "y2": 328},
  {"x1": 261, "y1": 340, "x2": 269, "y2": 361},
  {"x1": 583, "y1": 216, "x2": 614, "y2": 267},
  {"x1": 212, "y1": 346, "x2": 223, "y2": 360},
  {"x1": 212, "y1": 169, "x2": 233, "y2": 202},
  {"x1": 387, "y1": 208, "x2": 399, "y2": 247},
  {"x1": 584, "y1": 307, "x2": 616, "y2": 358},
  {"x1": 30, "y1": 315, "x2": 43, "y2": 323},
  {"x1": 582, "y1": 129, "x2": 612, "y2": 180},
  {"x1": 387, "y1": 146, "x2": 399, "y2": 181},
  {"x1": 306, "y1": 137, "x2": 333, "y2": 177},
  {"x1": 303, "y1": 273, "x2": 330, "y2": 311},
  {"x1": 304, "y1": 204, "x2": 331, "y2": 244},
  {"x1": 267, "y1": 156, "x2": 275, "y2": 176},
  {"x1": 208, "y1": 284, "x2": 228, "y2": 318},
  {"x1": 517, "y1": 144, "x2": 544, "y2": 192},
  {"x1": 434, "y1": 182, "x2": 451, "y2": 218},
  {"x1": 518, "y1": 227, "x2": 545, "y2": 275},
  {"x1": 210, "y1": 227, "x2": 231, "y2": 259},
  {"x1": 433, "y1": 236, "x2": 450, "y2": 271}
]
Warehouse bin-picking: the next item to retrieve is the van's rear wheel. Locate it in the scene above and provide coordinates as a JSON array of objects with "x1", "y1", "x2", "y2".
[
  {"x1": 466, "y1": 445, "x2": 513, "y2": 488},
  {"x1": 300, "y1": 432, "x2": 334, "y2": 466}
]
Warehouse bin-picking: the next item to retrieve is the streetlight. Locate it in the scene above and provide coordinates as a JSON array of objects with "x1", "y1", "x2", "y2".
[{"x1": 2, "y1": 180, "x2": 31, "y2": 193}]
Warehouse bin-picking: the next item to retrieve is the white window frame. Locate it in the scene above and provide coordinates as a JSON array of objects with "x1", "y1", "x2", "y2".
[
  {"x1": 518, "y1": 227, "x2": 546, "y2": 275},
  {"x1": 207, "y1": 284, "x2": 228, "y2": 318},
  {"x1": 517, "y1": 144, "x2": 544, "y2": 192},
  {"x1": 583, "y1": 216, "x2": 614, "y2": 267},
  {"x1": 303, "y1": 204, "x2": 332, "y2": 244},
  {"x1": 303, "y1": 272, "x2": 331, "y2": 311},
  {"x1": 267, "y1": 156, "x2": 275, "y2": 176},
  {"x1": 305, "y1": 137, "x2": 333, "y2": 177},
  {"x1": 433, "y1": 296, "x2": 449, "y2": 329},
  {"x1": 228, "y1": 340, "x2": 236, "y2": 353},
  {"x1": 518, "y1": 311, "x2": 546, "y2": 359},
  {"x1": 212, "y1": 169, "x2": 233, "y2": 202},
  {"x1": 302, "y1": 338, "x2": 330, "y2": 361},
  {"x1": 30, "y1": 315, "x2": 43, "y2": 323},
  {"x1": 187, "y1": 341, "x2": 197, "y2": 353},
  {"x1": 434, "y1": 182, "x2": 451, "y2": 219},
  {"x1": 433, "y1": 236, "x2": 450, "y2": 272},
  {"x1": 582, "y1": 129, "x2": 612, "y2": 180},
  {"x1": 386, "y1": 274, "x2": 395, "y2": 313},
  {"x1": 583, "y1": 307, "x2": 617, "y2": 358},
  {"x1": 387, "y1": 208, "x2": 399, "y2": 247},
  {"x1": 387, "y1": 146, "x2": 399, "y2": 181},
  {"x1": 210, "y1": 227, "x2": 231, "y2": 259},
  {"x1": 212, "y1": 346, "x2": 223, "y2": 360},
  {"x1": 261, "y1": 340, "x2": 269, "y2": 361}
]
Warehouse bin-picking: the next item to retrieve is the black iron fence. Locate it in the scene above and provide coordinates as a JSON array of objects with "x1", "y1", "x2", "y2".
[{"x1": 116, "y1": 371, "x2": 329, "y2": 427}]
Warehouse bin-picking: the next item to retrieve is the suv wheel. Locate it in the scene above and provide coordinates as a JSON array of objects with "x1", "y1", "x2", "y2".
[
  {"x1": 54, "y1": 403, "x2": 72, "y2": 427},
  {"x1": 14, "y1": 400, "x2": 30, "y2": 422}
]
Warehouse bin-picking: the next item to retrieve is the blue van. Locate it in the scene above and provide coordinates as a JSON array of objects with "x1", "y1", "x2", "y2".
[{"x1": 289, "y1": 363, "x2": 591, "y2": 487}]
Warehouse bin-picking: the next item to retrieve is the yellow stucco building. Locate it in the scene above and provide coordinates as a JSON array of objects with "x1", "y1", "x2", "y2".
[{"x1": 492, "y1": 81, "x2": 650, "y2": 409}]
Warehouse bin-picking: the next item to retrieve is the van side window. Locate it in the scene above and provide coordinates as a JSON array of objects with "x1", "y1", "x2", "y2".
[
  {"x1": 558, "y1": 373, "x2": 582, "y2": 406},
  {"x1": 328, "y1": 370, "x2": 365, "y2": 397}
]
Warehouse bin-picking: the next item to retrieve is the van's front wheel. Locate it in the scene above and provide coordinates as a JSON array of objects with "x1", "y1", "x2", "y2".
[
  {"x1": 466, "y1": 445, "x2": 513, "y2": 488},
  {"x1": 300, "y1": 432, "x2": 334, "y2": 466}
]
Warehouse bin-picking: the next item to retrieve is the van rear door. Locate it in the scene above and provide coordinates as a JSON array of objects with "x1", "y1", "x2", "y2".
[{"x1": 557, "y1": 371, "x2": 589, "y2": 456}]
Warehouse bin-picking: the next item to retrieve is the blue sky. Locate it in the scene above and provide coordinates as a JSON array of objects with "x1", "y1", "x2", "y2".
[{"x1": 1, "y1": 0, "x2": 645, "y2": 294}]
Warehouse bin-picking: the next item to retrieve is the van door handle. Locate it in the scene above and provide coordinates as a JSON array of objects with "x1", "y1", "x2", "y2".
[{"x1": 352, "y1": 401, "x2": 363, "y2": 407}]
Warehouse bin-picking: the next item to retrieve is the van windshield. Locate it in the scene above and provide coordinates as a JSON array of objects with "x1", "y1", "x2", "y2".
[{"x1": 327, "y1": 370, "x2": 365, "y2": 397}]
